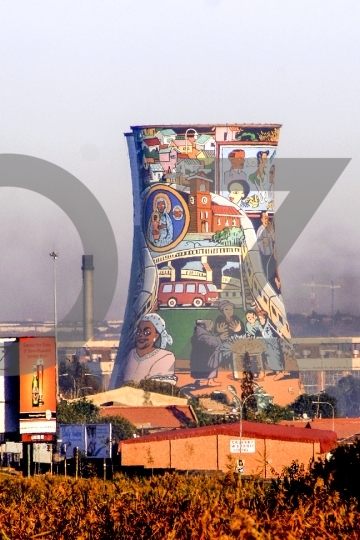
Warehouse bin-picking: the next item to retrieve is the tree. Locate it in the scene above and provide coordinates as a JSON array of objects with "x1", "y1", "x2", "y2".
[
  {"x1": 59, "y1": 357, "x2": 102, "y2": 398},
  {"x1": 290, "y1": 392, "x2": 337, "y2": 419},
  {"x1": 241, "y1": 351, "x2": 256, "y2": 418},
  {"x1": 57, "y1": 397, "x2": 99, "y2": 424},
  {"x1": 57, "y1": 398, "x2": 136, "y2": 441},
  {"x1": 326, "y1": 375, "x2": 360, "y2": 417}
]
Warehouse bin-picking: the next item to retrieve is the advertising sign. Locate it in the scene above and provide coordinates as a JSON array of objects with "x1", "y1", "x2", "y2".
[
  {"x1": 86, "y1": 424, "x2": 112, "y2": 458},
  {"x1": 19, "y1": 337, "x2": 56, "y2": 434},
  {"x1": 59, "y1": 424, "x2": 86, "y2": 456},
  {"x1": 230, "y1": 439, "x2": 256, "y2": 453}
]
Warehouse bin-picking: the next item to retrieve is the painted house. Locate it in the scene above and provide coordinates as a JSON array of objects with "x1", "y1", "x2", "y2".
[
  {"x1": 170, "y1": 139, "x2": 193, "y2": 154},
  {"x1": 159, "y1": 147, "x2": 178, "y2": 173},
  {"x1": 142, "y1": 137, "x2": 161, "y2": 153},
  {"x1": 196, "y1": 149, "x2": 215, "y2": 167},
  {"x1": 149, "y1": 163, "x2": 165, "y2": 183},
  {"x1": 215, "y1": 126, "x2": 241, "y2": 142},
  {"x1": 211, "y1": 203, "x2": 241, "y2": 231},
  {"x1": 176, "y1": 158, "x2": 202, "y2": 175},
  {"x1": 155, "y1": 128, "x2": 177, "y2": 145},
  {"x1": 194, "y1": 134, "x2": 216, "y2": 152}
]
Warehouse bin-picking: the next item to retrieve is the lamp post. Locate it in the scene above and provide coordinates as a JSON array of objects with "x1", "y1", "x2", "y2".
[
  {"x1": 184, "y1": 128, "x2": 198, "y2": 155},
  {"x1": 84, "y1": 373, "x2": 104, "y2": 393},
  {"x1": 49, "y1": 251, "x2": 59, "y2": 400},
  {"x1": 228, "y1": 385, "x2": 259, "y2": 471},
  {"x1": 312, "y1": 400, "x2": 335, "y2": 432}
]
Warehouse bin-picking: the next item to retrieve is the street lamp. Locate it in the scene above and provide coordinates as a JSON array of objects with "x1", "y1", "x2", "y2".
[
  {"x1": 59, "y1": 373, "x2": 76, "y2": 398},
  {"x1": 185, "y1": 128, "x2": 198, "y2": 155},
  {"x1": 49, "y1": 251, "x2": 59, "y2": 399},
  {"x1": 84, "y1": 373, "x2": 104, "y2": 393},
  {"x1": 228, "y1": 385, "x2": 259, "y2": 470},
  {"x1": 312, "y1": 401, "x2": 335, "y2": 432}
]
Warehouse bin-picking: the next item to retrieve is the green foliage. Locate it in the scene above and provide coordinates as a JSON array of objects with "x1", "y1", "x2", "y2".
[
  {"x1": 57, "y1": 399, "x2": 136, "y2": 441},
  {"x1": 57, "y1": 398, "x2": 99, "y2": 424},
  {"x1": 290, "y1": 392, "x2": 337, "y2": 419},
  {"x1": 326, "y1": 375, "x2": 360, "y2": 417}
]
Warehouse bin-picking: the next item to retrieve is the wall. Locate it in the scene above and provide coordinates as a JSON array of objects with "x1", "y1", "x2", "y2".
[{"x1": 121, "y1": 434, "x2": 321, "y2": 477}]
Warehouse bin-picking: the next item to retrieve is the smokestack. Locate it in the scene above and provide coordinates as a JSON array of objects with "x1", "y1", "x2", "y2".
[{"x1": 82, "y1": 255, "x2": 94, "y2": 341}]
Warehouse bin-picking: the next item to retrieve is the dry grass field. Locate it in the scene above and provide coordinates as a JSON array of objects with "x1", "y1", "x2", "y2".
[{"x1": 0, "y1": 460, "x2": 359, "y2": 540}]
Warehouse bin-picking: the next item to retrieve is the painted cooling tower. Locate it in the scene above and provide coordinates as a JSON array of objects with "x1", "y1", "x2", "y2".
[{"x1": 111, "y1": 125, "x2": 298, "y2": 397}]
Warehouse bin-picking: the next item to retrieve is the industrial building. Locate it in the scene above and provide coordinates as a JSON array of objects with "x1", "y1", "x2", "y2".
[{"x1": 119, "y1": 421, "x2": 336, "y2": 477}]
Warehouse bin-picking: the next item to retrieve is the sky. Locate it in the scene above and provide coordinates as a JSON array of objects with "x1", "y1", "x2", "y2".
[{"x1": 1, "y1": 0, "x2": 360, "y2": 323}]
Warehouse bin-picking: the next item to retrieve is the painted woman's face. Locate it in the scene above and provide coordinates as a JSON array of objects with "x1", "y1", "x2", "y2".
[
  {"x1": 135, "y1": 321, "x2": 159, "y2": 349},
  {"x1": 229, "y1": 189, "x2": 244, "y2": 205}
]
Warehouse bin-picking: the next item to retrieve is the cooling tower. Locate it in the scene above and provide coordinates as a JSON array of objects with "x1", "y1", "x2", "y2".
[{"x1": 111, "y1": 125, "x2": 297, "y2": 397}]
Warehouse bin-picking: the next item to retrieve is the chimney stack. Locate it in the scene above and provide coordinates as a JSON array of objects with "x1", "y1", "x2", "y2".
[{"x1": 82, "y1": 255, "x2": 94, "y2": 341}]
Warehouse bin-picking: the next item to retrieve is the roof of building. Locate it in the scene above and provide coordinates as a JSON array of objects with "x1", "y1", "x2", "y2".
[
  {"x1": 157, "y1": 129, "x2": 177, "y2": 136},
  {"x1": 211, "y1": 203, "x2": 240, "y2": 216},
  {"x1": 195, "y1": 134, "x2": 214, "y2": 144},
  {"x1": 149, "y1": 163, "x2": 164, "y2": 172},
  {"x1": 197, "y1": 150, "x2": 215, "y2": 157},
  {"x1": 177, "y1": 158, "x2": 201, "y2": 165},
  {"x1": 101, "y1": 405, "x2": 195, "y2": 429},
  {"x1": 119, "y1": 420, "x2": 337, "y2": 454},
  {"x1": 142, "y1": 137, "x2": 160, "y2": 146},
  {"x1": 280, "y1": 418, "x2": 360, "y2": 441},
  {"x1": 159, "y1": 147, "x2": 177, "y2": 154}
]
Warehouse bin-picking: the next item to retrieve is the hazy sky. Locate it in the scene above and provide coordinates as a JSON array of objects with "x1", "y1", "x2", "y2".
[{"x1": 1, "y1": 0, "x2": 360, "y2": 322}]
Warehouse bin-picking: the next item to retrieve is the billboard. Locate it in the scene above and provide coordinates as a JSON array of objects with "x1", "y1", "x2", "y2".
[
  {"x1": 59, "y1": 423, "x2": 112, "y2": 458},
  {"x1": 86, "y1": 424, "x2": 112, "y2": 458},
  {"x1": 19, "y1": 337, "x2": 56, "y2": 434},
  {"x1": 59, "y1": 424, "x2": 86, "y2": 456}
]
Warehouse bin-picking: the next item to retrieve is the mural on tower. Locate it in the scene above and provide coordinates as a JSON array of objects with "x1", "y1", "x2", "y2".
[{"x1": 114, "y1": 124, "x2": 299, "y2": 403}]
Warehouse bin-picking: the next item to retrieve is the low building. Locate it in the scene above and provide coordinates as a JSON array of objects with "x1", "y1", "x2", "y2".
[
  {"x1": 293, "y1": 337, "x2": 360, "y2": 394},
  {"x1": 119, "y1": 421, "x2": 336, "y2": 477},
  {"x1": 100, "y1": 405, "x2": 196, "y2": 433}
]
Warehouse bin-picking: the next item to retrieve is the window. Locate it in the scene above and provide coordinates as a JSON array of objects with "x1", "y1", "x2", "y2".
[
  {"x1": 233, "y1": 292, "x2": 237, "y2": 297},
  {"x1": 186, "y1": 284, "x2": 196, "y2": 293},
  {"x1": 232, "y1": 219, "x2": 236, "y2": 226},
  {"x1": 200, "y1": 183, "x2": 206, "y2": 192},
  {"x1": 162, "y1": 284, "x2": 173, "y2": 293},
  {"x1": 207, "y1": 284, "x2": 217, "y2": 292},
  {"x1": 279, "y1": 315, "x2": 283, "y2": 324},
  {"x1": 225, "y1": 219, "x2": 229, "y2": 226},
  {"x1": 205, "y1": 211, "x2": 208, "y2": 218},
  {"x1": 271, "y1": 306, "x2": 277, "y2": 316},
  {"x1": 224, "y1": 133, "x2": 228, "y2": 141},
  {"x1": 217, "y1": 218, "x2": 221, "y2": 225},
  {"x1": 200, "y1": 211, "x2": 203, "y2": 219},
  {"x1": 199, "y1": 284, "x2": 206, "y2": 294},
  {"x1": 175, "y1": 284, "x2": 184, "y2": 293}
]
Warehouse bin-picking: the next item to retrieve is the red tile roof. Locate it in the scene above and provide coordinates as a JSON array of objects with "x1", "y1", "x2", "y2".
[
  {"x1": 100, "y1": 406, "x2": 195, "y2": 430},
  {"x1": 143, "y1": 138, "x2": 160, "y2": 147},
  {"x1": 211, "y1": 203, "x2": 241, "y2": 216},
  {"x1": 119, "y1": 420, "x2": 336, "y2": 454},
  {"x1": 280, "y1": 418, "x2": 360, "y2": 441}
]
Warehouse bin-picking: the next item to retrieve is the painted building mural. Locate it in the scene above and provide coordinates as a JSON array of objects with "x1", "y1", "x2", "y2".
[{"x1": 114, "y1": 125, "x2": 298, "y2": 402}]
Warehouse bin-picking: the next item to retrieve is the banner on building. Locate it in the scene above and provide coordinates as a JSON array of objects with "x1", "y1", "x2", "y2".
[{"x1": 230, "y1": 439, "x2": 256, "y2": 453}]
